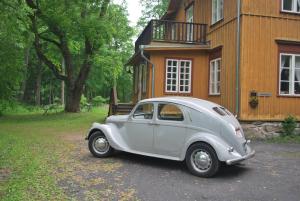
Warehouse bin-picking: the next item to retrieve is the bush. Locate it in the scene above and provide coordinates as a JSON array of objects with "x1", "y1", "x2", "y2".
[
  {"x1": 282, "y1": 115, "x2": 298, "y2": 136},
  {"x1": 92, "y1": 96, "x2": 108, "y2": 107},
  {"x1": 80, "y1": 95, "x2": 88, "y2": 108}
]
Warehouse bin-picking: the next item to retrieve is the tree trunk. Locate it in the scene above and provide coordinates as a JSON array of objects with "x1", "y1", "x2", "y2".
[
  {"x1": 61, "y1": 58, "x2": 65, "y2": 105},
  {"x1": 35, "y1": 60, "x2": 42, "y2": 106},
  {"x1": 20, "y1": 47, "x2": 30, "y2": 101},
  {"x1": 65, "y1": 84, "x2": 83, "y2": 112}
]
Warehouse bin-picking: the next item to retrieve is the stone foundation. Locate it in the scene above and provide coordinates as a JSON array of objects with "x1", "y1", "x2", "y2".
[{"x1": 241, "y1": 122, "x2": 300, "y2": 140}]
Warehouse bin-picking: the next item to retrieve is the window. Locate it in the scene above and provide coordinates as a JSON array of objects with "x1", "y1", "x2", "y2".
[
  {"x1": 282, "y1": 0, "x2": 300, "y2": 13},
  {"x1": 186, "y1": 5, "x2": 194, "y2": 41},
  {"x1": 165, "y1": 59, "x2": 192, "y2": 93},
  {"x1": 209, "y1": 58, "x2": 221, "y2": 95},
  {"x1": 133, "y1": 103, "x2": 154, "y2": 120},
  {"x1": 279, "y1": 53, "x2": 300, "y2": 96},
  {"x1": 212, "y1": 0, "x2": 224, "y2": 24},
  {"x1": 158, "y1": 104, "x2": 184, "y2": 121}
]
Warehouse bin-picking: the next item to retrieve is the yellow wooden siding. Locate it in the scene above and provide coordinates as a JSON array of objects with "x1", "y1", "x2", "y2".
[
  {"x1": 240, "y1": 15, "x2": 300, "y2": 120},
  {"x1": 242, "y1": 0, "x2": 300, "y2": 20},
  {"x1": 149, "y1": 51, "x2": 209, "y2": 99}
]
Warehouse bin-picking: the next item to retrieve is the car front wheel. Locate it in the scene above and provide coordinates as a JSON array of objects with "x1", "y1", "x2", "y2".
[
  {"x1": 186, "y1": 142, "x2": 220, "y2": 177},
  {"x1": 88, "y1": 131, "x2": 113, "y2": 158}
]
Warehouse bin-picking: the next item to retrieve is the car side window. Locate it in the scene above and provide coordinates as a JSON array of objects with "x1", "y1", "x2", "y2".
[
  {"x1": 158, "y1": 104, "x2": 184, "y2": 121},
  {"x1": 133, "y1": 103, "x2": 154, "y2": 120}
]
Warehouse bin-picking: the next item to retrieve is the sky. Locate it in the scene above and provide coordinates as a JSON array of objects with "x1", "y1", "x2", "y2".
[{"x1": 113, "y1": 0, "x2": 142, "y2": 26}]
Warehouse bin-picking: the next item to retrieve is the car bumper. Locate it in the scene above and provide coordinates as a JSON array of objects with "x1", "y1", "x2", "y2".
[{"x1": 226, "y1": 150, "x2": 255, "y2": 165}]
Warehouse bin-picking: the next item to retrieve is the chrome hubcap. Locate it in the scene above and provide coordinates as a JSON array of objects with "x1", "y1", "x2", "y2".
[
  {"x1": 191, "y1": 150, "x2": 212, "y2": 172},
  {"x1": 93, "y1": 137, "x2": 109, "y2": 154}
]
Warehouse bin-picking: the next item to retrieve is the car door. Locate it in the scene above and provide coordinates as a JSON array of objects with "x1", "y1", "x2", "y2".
[
  {"x1": 153, "y1": 103, "x2": 187, "y2": 158},
  {"x1": 125, "y1": 103, "x2": 155, "y2": 154}
]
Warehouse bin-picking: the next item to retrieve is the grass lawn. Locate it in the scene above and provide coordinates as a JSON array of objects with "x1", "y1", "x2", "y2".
[{"x1": 0, "y1": 107, "x2": 107, "y2": 201}]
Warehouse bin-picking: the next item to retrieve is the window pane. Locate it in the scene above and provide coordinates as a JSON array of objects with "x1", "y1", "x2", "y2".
[
  {"x1": 283, "y1": 0, "x2": 293, "y2": 11},
  {"x1": 219, "y1": 0, "x2": 224, "y2": 19},
  {"x1": 217, "y1": 82, "x2": 220, "y2": 93},
  {"x1": 280, "y1": 81, "x2": 290, "y2": 94},
  {"x1": 281, "y1": 69, "x2": 290, "y2": 81},
  {"x1": 297, "y1": 0, "x2": 300, "y2": 12},
  {"x1": 133, "y1": 104, "x2": 154, "y2": 120},
  {"x1": 281, "y1": 55, "x2": 292, "y2": 67},
  {"x1": 295, "y1": 69, "x2": 300, "y2": 82},
  {"x1": 296, "y1": 56, "x2": 300, "y2": 68},
  {"x1": 295, "y1": 82, "x2": 300, "y2": 94},
  {"x1": 158, "y1": 104, "x2": 184, "y2": 121}
]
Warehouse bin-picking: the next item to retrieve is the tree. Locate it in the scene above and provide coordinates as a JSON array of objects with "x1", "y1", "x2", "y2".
[
  {"x1": 0, "y1": 1, "x2": 29, "y2": 114},
  {"x1": 25, "y1": 0, "x2": 111, "y2": 112},
  {"x1": 85, "y1": 3, "x2": 134, "y2": 102},
  {"x1": 137, "y1": 0, "x2": 169, "y2": 29}
]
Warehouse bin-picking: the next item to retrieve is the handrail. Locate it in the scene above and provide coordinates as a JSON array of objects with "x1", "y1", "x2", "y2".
[{"x1": 135, "y1": 19, "x2": 208, "y2": 52}]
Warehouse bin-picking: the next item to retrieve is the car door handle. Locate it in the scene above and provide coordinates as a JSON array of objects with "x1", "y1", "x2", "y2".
[{"x1": 148, "y1": 122, "x2": 159, "y2": 126}]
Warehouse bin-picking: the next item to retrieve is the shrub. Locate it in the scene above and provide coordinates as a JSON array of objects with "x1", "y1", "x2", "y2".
[
  {"x1": 80, "y1": 95, "x2": 88, "y2": 108},
  {"x1": 92, "y1": 96, "x2": 107, "y2": 107},
  {"x1": 282, "y1": 115, "x2": 298, "y2": 136}
]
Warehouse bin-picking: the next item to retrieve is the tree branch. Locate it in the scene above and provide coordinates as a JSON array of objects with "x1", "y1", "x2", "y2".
[
  {"x1": 29, "y1": 14, "x2": 67, "y2": 81},
  {"x1": 25, "y1": 0, "x2": 38, "y2": 9},
  {"x1": 99, "y1": 0, "x2": 110, "y2": 17},
  {"x1": 38, "y1": 34, "x2": 61, "y2": 48}
]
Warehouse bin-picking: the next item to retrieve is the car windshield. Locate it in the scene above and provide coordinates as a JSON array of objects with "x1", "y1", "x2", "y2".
[{"x1": 133, "y1": 103, "x2": 154, "y2": 119}]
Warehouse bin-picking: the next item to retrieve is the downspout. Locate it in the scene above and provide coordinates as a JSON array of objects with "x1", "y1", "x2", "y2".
[
  {"x1": 235, "y1": 0, "x2": 241, "y2": 116},
  {"x1": 140, "y1": 45, "x2": 155, "y2": 98}
]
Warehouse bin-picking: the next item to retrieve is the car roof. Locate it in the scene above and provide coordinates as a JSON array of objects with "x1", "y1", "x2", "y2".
[{"x1": 139, "y1": 96, "x2": 221, "y2": 112}]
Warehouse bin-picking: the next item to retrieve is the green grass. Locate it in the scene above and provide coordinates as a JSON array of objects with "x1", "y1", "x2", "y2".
[
  {"x1": 0, "y1": 107, "x2": 107, "y2": 201},
  {"x1": 267, "y1": 135, "x2": 300, "y2": 144}
]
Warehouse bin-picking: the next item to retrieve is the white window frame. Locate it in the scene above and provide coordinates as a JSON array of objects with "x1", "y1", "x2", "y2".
[
  {"x1": 165, "y1": 59, "x2": 192, "y2": 94},
  {"x1": 279, "y1": 53, "x2": 300, "y2": 96},
  {"x1": 212, "y1": 0, "x2": 224, "y2": 24},
  {"x1": 281, "y1": 0, "x2": 300, "y2": 14},
  {"x1": 209, "y1": 58, "x2": 221, "y2": 95}
]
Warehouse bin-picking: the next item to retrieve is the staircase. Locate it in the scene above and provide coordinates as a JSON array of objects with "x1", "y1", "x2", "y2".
[{"x1": 108, "y1": 87, "x2": 135, "y2": 116}]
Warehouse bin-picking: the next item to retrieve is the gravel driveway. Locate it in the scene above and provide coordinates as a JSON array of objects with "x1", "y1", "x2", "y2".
[{"x1": 58, "y1": 134, "x2": 300, "y2": 201}]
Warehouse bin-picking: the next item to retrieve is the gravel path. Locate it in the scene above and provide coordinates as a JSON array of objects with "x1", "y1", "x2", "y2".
[{"x1": 57, "y1": 134, "x2": 300, "y2": 201}]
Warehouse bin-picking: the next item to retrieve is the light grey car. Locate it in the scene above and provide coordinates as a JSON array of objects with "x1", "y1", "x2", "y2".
[{"x1": 86, "y1": 97, "x2": 255, "y2": 177}]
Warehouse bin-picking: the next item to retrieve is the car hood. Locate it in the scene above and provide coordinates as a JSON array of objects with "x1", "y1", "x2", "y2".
[{"x1": 106, "y1": 115, "x2": 129, "y2": 123}]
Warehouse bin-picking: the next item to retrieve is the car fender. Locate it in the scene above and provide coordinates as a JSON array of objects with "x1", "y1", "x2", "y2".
[
  {"x1": 87, "y1": 122, "x2": 129, "y2": 151},
  {"x1": 180, "y1": 133, "x2": 239, "y2": 162}
]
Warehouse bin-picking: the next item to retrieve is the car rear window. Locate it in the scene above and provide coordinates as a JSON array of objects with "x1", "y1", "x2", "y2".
[{"x1": 212, "y1": 107, "x2": 226, "y2": 116}]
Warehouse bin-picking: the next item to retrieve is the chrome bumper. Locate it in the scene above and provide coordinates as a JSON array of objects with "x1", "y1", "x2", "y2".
[{"x1": 226, "y1": 150, "x2": 255, "y2": 165}]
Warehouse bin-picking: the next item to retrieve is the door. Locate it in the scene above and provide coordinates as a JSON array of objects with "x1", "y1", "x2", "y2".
[
  {"x1": 125, "y1": 103, "x2": 155, "y2": 154},
  {"x1": 186, "y1": 5, "x2": 194, "y2": 42},
  {"x1": 154, "y1": 103, "x2": 187, "y2": 158}
]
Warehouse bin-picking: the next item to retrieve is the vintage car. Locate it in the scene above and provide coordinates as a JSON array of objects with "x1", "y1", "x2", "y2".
[{"x1": 86, "y1": 97, "x2": 255, "y2": 177}]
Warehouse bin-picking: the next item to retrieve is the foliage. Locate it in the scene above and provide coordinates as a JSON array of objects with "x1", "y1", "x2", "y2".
[
  {"x1": 267, "y1": 135, "x2": 300, "y2": 144},
  {"x1": 282, "y1": 115, "x2": 298, "y2": 136},
  {"x1": 80, "y1": 95, "x2": 88, "y2": 108},
  {"x1": 0, "y1": 0, "x2": 134, "y2": 112},
  {"x1": 92, "y1": 96, "x2": 108, "y2": 106},
  {"x1": 0, "y1": 1, "x2": 28, "y2": 107},
  {"x1": 137, "y1": 0, "x2": 169, "y2": 29}
]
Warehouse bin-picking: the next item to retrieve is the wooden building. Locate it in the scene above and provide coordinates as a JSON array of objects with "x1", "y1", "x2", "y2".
[{"x1": 128, "y1": 0, "x2": 300, "y2": 121}]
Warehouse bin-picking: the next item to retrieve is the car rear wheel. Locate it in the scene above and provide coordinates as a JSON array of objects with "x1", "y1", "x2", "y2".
[
  {"x1": 88, "y1": 131, "x2": 113, "y2": 158},
  {"x1": 186, "y1": 142, "x2": 220, "y2": 177}
]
